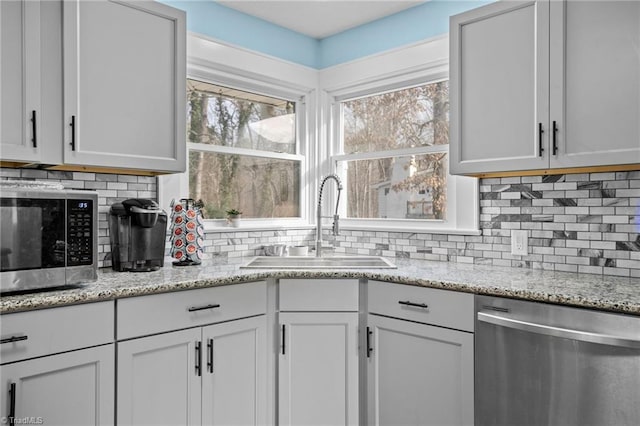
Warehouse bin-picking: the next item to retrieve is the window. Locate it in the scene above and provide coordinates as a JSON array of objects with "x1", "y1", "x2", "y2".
[
  {"x1": 332, "y1": 80, "x2": 478, "y2": 232},
  {"x1": 186, "y1": 79, "x2": 303, "y2": 219},
  {"x1": 339, "y1": 81, "x2": 449, "y2": 220}
]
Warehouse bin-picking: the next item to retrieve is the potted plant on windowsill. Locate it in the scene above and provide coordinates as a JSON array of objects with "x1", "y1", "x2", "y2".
[{"x1": 226, "y1": 209, "x2": 242, "y2": 228}]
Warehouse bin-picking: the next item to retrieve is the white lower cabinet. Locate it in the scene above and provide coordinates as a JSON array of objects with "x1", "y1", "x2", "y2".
[
  {"x1": 202, "y1": 316, "x2": 267, "y2": 426},
  {"x1": 0, "y1": 301, "x2": 115, "y2": 426},
  {"x1": 0, "y1": 344, "x2": 114, "y2": 426},
  {"x1": 0, "y1": 279, "x2": 477, "y2": 426},
  {"x1": 116, "y1": 282, "x2": 268, "y2": 426},
  {"x1": 278, "y1": 312, "x2": 359, "y2": 426},
  {"x1": 366, "y1": 314, "x2": 474, "y2": 426},
  {"x1": 117, "y1": 316, "x2": 268, "y2": 426},
  {"x1": 278, "y1": 279, "x2": 359, "y2": 426},
  {"x1": 366, "y1": 281, "x2": 475, "y2": 426},
  {"x1": 117, "y1": 328, "x2": 202, "y2": 426}
]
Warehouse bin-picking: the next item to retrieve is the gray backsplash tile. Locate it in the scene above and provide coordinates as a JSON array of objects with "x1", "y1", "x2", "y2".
[{"x1": 2, "y1": 168, "x2": 639, "y2": 277}]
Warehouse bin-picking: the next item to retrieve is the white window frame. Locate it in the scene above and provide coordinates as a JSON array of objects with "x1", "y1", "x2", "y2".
[
  {"x1": 159, "y1": 34, "x2": 317, "y2": 231},
  {"x1": 322, "y1": 37, "x2": 479, "y2": 234}
]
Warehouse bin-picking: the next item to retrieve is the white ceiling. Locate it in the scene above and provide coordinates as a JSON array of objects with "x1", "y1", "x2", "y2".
[{"x1": 217, "y1": 0, "x2": 427, "y2": 39}]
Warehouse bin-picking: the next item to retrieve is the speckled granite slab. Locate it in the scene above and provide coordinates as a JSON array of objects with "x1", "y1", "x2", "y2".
[{"x1": 2, "y1": 257, "x2": 639, "y2": 315}]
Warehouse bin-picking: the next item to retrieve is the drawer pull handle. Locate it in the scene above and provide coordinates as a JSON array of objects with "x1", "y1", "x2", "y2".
[
  {"x1": 398, "y1": 300, "x2": 429, "y2": 309},
  {"x1": 188, "y1": 303, "x2": 220, "y2": 312},
  {"x1": 1, "y1": 335, "x2": 28, "y2": 345}
]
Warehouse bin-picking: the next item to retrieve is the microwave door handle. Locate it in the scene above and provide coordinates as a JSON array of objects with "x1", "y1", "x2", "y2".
[{"x1": 477, "y1": 312, "x2": 640, "y2": 349}]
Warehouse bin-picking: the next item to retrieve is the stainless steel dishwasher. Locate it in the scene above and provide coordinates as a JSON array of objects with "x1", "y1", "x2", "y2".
[{"x1": 475, "y1": 295, "x2": 640, "y2": 426}]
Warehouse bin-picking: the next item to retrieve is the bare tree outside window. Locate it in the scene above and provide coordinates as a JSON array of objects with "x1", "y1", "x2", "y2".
[
  {"x1": 187, "y1": 80, "x2": 301, "y2": 219},
  {"x1": 340, "y1": 81, "x2": 449, "y2": 220}
]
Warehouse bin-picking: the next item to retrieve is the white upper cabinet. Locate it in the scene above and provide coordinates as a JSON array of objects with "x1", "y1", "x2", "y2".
[
  {"x1": 63, "y1": 0, "x2": 186, "y2": 173},
  {"x1": 450, "y1": 0, "x2": 549, "y2": 175},
  {"x1": 450, "y1": 0, "x2": 640, "y2": 175},
  {"x1": 0, "y1": 0, "x2": 41, "y2": 163},
  {"x1": 549, "y1": 0, "x2": 640, "y2": 169}
]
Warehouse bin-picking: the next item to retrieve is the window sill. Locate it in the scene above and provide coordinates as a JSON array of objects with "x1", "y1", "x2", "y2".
[
  {"x1": 340, "y1": 223, "x2": 482, "y2": 236},
  {"x1": 202, "y1": 220, "x2": 315, "y2": 233},
  {"x1": 200, "y1": 220, "x2": 481, "y2": 236}
]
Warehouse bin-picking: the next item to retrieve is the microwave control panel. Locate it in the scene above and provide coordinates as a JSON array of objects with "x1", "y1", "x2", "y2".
[{"x1": 67, "y1": 199, "x2": 94, "y2": 266}]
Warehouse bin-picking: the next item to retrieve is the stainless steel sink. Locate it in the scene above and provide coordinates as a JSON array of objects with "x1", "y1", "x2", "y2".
[{"x1": 240, "y1": 256, "x2": 396, "y2": 269}]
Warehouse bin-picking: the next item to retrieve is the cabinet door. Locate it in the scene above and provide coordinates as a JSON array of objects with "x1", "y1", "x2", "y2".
[
  {"x1": 549, "y1": 0, "x2": 640, "y2": 168},
  {"x1": 450, "y1": 0, "x2": 549, "y2": 175},
  {"x1": 62, "y1": 0, "x2": 185, "y2": 173},
  {"x1": 202, "y1": 316, "x2": 267, "y2": 426},
  {"x1": 279, "y1": 312, "x2": 359, "y2": 426},
  {"x1": 366, "y1": 314, "x2": 474, "y2": 426},
  {"x1": 0, "y1": 0, "x2": 41, "y2": 163},
  {"x1": 117, "y1": 328, "x2": 202, "y2": 426},
  {"x1": 0, "y1": 344, "x2": 114, "y2": 426}
]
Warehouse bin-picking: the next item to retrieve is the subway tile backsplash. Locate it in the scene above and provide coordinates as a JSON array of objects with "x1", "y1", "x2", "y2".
[
  {"x1": 2, "y1": 168, "x2": 638, "y2": 277},
  {"x1": 203, "y1": 172, "x2": 640, "y2": 278}
]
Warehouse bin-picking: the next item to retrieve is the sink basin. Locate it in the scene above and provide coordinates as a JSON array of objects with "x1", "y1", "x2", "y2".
[{"x1": 240, "y1": 256, "x2": 396, "y2": 269}]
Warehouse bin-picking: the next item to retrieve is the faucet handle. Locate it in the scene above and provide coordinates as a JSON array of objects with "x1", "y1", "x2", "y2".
[{"x1": 332, "y1": 214, "x2": 340, "y2": 236}]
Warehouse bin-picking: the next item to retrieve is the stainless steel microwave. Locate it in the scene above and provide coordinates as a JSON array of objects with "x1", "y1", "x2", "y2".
[{"x1": 0, "y1": 181, "x2": 98, "y2": 294}]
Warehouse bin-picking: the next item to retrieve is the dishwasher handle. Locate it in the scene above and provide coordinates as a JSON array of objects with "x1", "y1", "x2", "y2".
[{"x1": 477, "y1": 311, "x2": 640, "y2": 349}]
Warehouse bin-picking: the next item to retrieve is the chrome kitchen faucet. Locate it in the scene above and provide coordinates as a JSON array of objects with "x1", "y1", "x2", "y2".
[{"x1": 315, "y1": 174, "x2": 343, "y2": 257}]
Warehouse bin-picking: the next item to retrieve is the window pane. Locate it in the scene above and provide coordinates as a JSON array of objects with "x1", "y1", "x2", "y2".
[
  {"x1": 187, "y1": 79, "x2": 296, "y2": 154},
  {"x1": 342, "y1": 153, "x2": 447, "y2": 220},
  {"x1": 342, "y1": 81, "x2": 449, "y2": 154},
  {"x1": 189, "y1": 151, "x2": 300, "y2": 219}
]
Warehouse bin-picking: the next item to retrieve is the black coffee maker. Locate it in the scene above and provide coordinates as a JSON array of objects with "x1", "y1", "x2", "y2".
[{"x1": 109, "y1": 199, "x2": 167, "y2": 272}]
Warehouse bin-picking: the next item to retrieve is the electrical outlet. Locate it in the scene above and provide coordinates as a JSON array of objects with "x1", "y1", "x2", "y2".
[{"x1": 511, "y1": 230, "x2": 528, "y2": 255}]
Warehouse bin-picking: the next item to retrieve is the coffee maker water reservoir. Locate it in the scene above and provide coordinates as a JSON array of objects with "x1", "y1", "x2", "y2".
[{"x1": 109, "y1": 199, "x2": 167, "y2": 272}]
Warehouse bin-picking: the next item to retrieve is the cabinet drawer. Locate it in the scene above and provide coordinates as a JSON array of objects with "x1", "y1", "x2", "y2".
[
  {"x1": 279, "y1": 279, "x2": 358, "y2": 312},
  {"x1": 367, "y1": 281, "x2": 474, "y2": 332},
  {"x1": 117, "y1": 281, "x2": 267, "y2": 340},
  {"x1": 1, "y1": 301, "x2": 114, "y2": 364}
]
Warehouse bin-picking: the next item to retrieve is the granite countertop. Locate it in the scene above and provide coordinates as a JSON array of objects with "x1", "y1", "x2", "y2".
[{"x1": 1, "y1": 257, "x2": 639, "y2": 315}]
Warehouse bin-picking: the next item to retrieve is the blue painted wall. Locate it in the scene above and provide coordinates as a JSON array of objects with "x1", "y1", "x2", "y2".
[
  {"x1": 162, "y1": 1, "x2": 320, "y2": 68},
  {"x1": 163, "y1": 1, "x2": 492, "y2": 69},
  {"x1": 319, "y1": 1, "x2": 493, "y2": 68}
]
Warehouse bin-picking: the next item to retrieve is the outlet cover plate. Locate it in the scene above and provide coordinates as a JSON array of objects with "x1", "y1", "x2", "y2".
[{"x1": 511, "y1": 230, "x2": 528, "y2": 255}]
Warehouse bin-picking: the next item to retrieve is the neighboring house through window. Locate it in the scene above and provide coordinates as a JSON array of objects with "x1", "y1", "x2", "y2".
[
  {"x1": 336, "y1": 81, "x2": 450, "y2": 221},
  {"x1": 325, "y1": 37, "x2": 479, "y2": 233}
]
